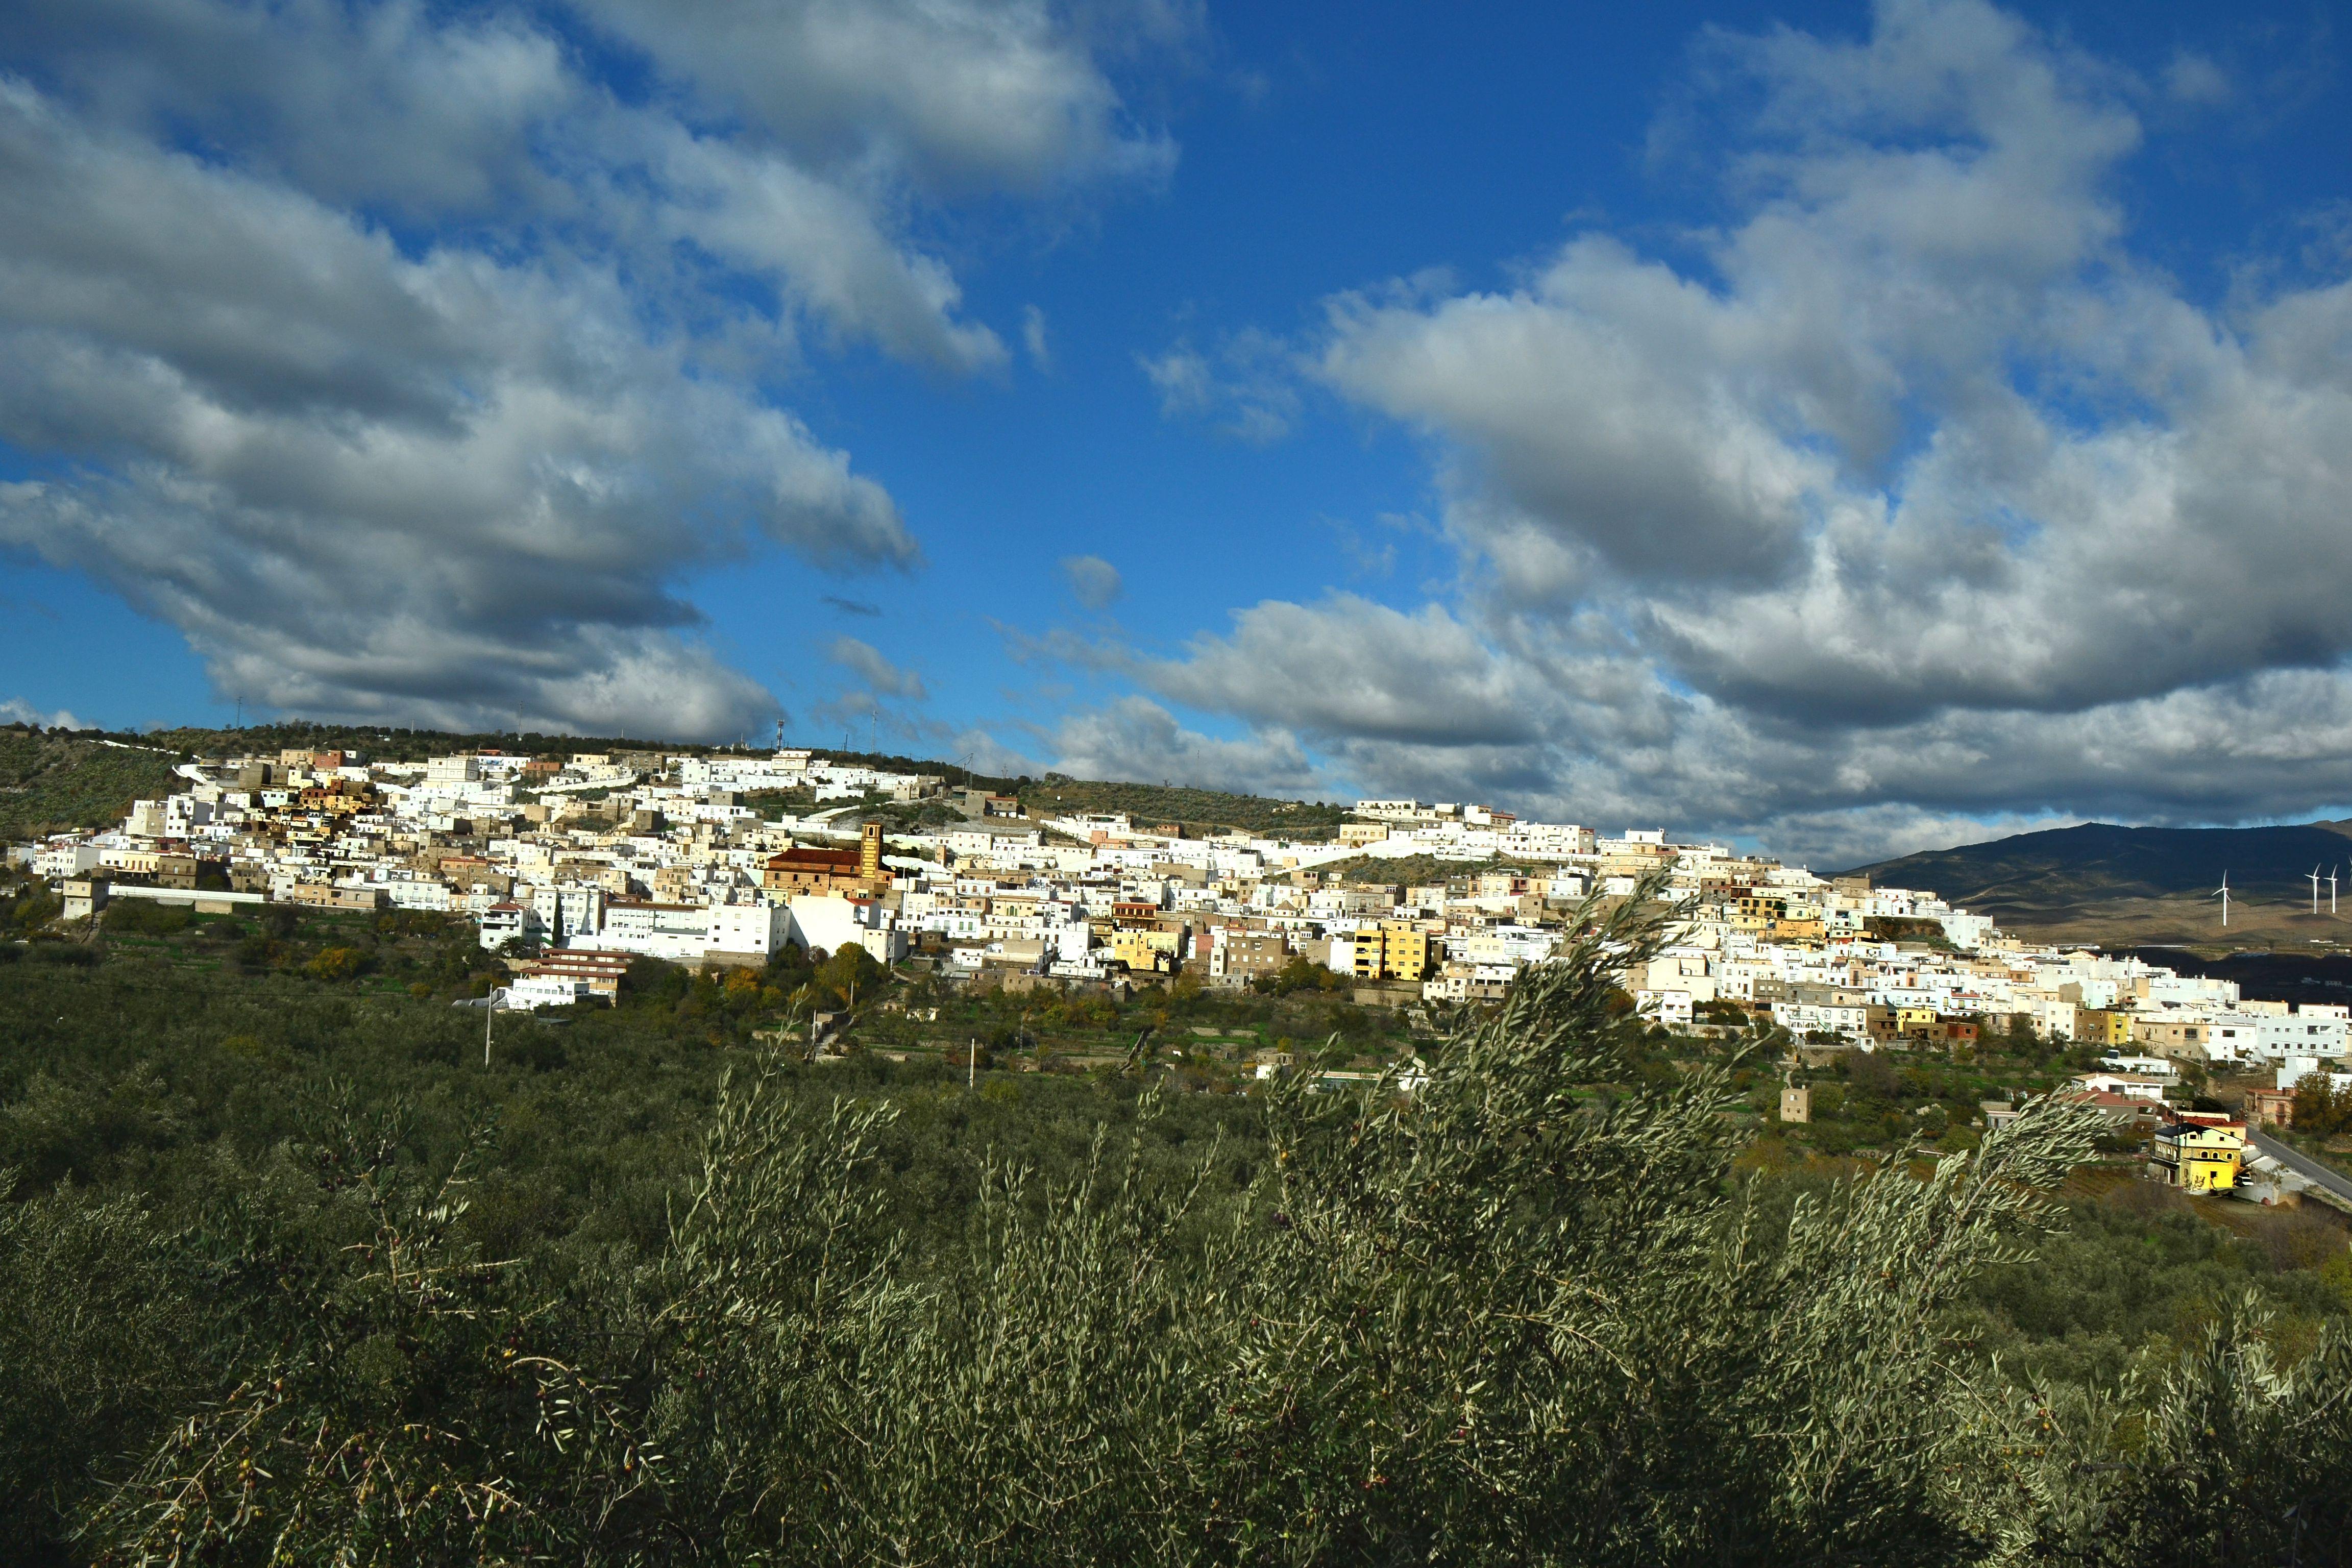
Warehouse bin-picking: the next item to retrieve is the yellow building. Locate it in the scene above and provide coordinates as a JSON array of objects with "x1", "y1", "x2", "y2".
[
  {"x1": 2073, "y1": 1008, "x2": 2133, "y2": 1048},
  {"x1": 2148, "y1": 1118, "x2": 2243, "y2": 1193},
  {"x1": 2132, "y1": 1016, "x2": 2209, "y2": 1064},
  {"x1": 1350, "y1": 921, "x2": 1434, "y2": 983},
  {"x1": 1108, "y1": 926, "x2": 1180, "y2": 974}
]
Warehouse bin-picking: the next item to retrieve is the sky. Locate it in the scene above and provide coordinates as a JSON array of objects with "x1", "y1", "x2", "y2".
[{"x1": 2, "y1": 0, "x2": 2349, "y2": 868}]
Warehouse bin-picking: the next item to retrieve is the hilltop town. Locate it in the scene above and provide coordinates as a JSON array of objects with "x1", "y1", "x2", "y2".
[{"x1": 13, "y1": 738, "x2": 2352, "y2": 1205}]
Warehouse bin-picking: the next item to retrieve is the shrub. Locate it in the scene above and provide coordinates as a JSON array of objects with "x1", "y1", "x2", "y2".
[
  {"x1": 304, "y1": 946, "x2": 364, "y2": 982},
  {"x1": 102, "y1": 899, "x2": 191, "y2": 937},
  {"x1": 2293, "y1": 1077, "x2": 2352, "y2": 1139}
]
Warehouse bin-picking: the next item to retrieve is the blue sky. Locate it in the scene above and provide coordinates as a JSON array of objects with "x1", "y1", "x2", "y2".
[{"x1": 2, "y1": 0, "x2": 2349, "y2": 865}]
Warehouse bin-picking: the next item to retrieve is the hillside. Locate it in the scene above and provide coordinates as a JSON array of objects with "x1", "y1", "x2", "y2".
[
  {"x1": 0, "y1": 730, "x2": 184, "y2": 840},
  {"x1": 1850, "y1": 821, "x2": 2352, "y2": 947},
  {"x1": 1017, "y1": 775, "x2": 1347, "y2": 838},
  {"x1": 1, "y1": 721, "x2": 1352, "y2": 843}
]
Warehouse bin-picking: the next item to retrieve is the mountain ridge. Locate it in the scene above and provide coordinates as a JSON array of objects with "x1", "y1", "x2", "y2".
[{"x1": 1847, "y1": 819, "x2": 2352, "y2": 943}]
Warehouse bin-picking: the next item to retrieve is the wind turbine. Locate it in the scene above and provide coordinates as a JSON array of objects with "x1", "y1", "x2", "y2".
[
  {"x1": 2211, "y1": 871, "x2": 2230, "y2": 928},
  {"x1": 2332, "y1": 865, "x2": 2340, "y2": 916},
  {"x1": 2312, "y1": 865, "x2": 2324, "y2": 916}
]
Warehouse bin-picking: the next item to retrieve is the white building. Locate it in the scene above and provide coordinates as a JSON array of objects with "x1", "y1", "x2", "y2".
[
  {"x1": 585, "y1": 901, "x2": 710, "y2": 962},
  {"x1": 505, "y1": 974, "x2": 592, "y2": 1010},
  {"x1": 708, "y1": 901, "x2": 792, "y2": 962},
  {"x1": 1638, "y1": 989, "x2": 1695, "y2": 1028},
  {"x1": 478, "y1": 903, "x2": 543, "y2": 950},
  {"x1": 383, "y1": 878, "x2": 452, "y2": 912},
  {"x1": 1938, "y1": 914, "x2": 1996, "y2": 951},
  {"x1": 788, "y1": 894, "x2": 908, "y2": 966},
  {"x1": 2279, "y1": 1056, "x2": 2352, "y2": 1093},
  {"x1": 1772, "y1": 999, "x2": 1869, "y2": 1043},
  {"x1": 2205, "y1": 1008, "x2": 2349, "y2": 1064},
  {"x1": 2071, "y1": 1072, "x2": 2169, "y2": 1102},
  {"x1": 33, "y1": 840, "x2": 101, "y2": 879},
  {"x1": 527, "y1": 885, "x2": 605, "y2": 945}
]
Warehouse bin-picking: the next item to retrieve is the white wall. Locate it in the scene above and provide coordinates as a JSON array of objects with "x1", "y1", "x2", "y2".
[{"x1": 709, "y1": 901, "x2": 790, "y2": 958}]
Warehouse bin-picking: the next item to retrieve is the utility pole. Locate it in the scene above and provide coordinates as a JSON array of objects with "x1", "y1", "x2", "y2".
[{"x1": 484, "y1": 990, "x2": 495, "y2": 1066}]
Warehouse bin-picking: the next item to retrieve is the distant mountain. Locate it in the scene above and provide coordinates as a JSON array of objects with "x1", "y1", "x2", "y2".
[{"x1": 1846, "y1": 820, "x2": 2352, "y2": 934}]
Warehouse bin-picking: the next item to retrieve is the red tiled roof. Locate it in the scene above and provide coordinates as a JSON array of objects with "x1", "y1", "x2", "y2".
[{"x1": 766, "y1": 846, "x2": 860, "y2": 871}]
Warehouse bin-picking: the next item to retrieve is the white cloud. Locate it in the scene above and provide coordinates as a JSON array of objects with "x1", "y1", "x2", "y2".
[
  {"x1": 1142, "y1": 596, "x2": 1547, "y2": 747},
  {"x1": 2163, "y1": 51, "x2": 2232, "y2": 106},
  {"x1": 567, "y1": 0, "x2": 1179, "y2": 194},
  {"x1": 1058, "y1": 554, "x2": 1122, "y2": 609},
  {"x1": 1141, "y1": 328, "x2": 1300, "y2": 443},
  {"x1": 828, "y1": 636, "x2": 928, "y2": 701},
  {"x1": 949, "y1": 726, "x2": 1041, "y2": 780},
  {"x1": 1022, "y1": 305, "x2": 1052, "y2": 372},
  {"x1": 1046, "y1": 697, "x2": 1321, "y2": 797},
  {"x1": 0, "y1": 698, "x2": 84, "y2": 729},
  {"x1": 0, "y1": 78, "x2": 922, "y2": 739},
  {"x1": 0, "y1": 0, "x2": 1170, "y2": 737},
  {"x1": 632, "y1": 122, "x2": 1007, "y2": 373},
  {"x1": 1110, "y1": 0, "x2": 2352, "y2": 862}
]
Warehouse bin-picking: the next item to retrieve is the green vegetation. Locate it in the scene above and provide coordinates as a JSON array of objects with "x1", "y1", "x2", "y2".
[
  {"x1": 0, "y1": 730, "x2": 182, "y2": 840},
  {"x1": 740, "y1": 785, "x2": 823, "y2": 818},
  {"x1": 1754, "y1": 1020, "x2": 2100, "y2": 1160},
  {"x1": 845, "y1": 793, "x2": 966, "y2": 833},
  {"x1": 2294, "y1": 1079, "x2": 2352, "y2": 1140},
  {"x1": 1863, "y1": 915, "x2": 1955, "y2": 946},
  {"x1": 1312, "y1": 851, "x2": 1536, "y2": 885},
  {"x1": 1019, "y1": 774, "x2": 1352, "y2": 838},
  {"x1": 0, "y1": 878, "x2": 2348, "y2": 1563}
]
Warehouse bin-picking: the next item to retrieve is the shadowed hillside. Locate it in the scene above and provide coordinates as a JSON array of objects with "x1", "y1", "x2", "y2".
[{"x1": 1850, "y1": 821, "x2": 2352, "y2": 947}]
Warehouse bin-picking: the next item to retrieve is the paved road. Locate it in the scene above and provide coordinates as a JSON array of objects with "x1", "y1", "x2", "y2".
[{"x1": 2247, "y1": 1129, "x2": 2352, "y2": 1206}]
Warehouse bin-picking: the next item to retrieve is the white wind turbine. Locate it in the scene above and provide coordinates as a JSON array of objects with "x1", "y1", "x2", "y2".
[
  {"x1": 2312, "y1": 865, "x2": 2324, "y2": 916},
  {"x1": 2211, "y1": 871, "x2": 2231, "y2": 928},
  {"x1": 2332, "y1": 865, "x2": 2340, "y2": 916}
]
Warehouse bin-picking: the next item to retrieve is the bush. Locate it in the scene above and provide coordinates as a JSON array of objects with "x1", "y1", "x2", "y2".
[
  {"x1": 1253, "y1": 954, "x2": 1346, "y2": 996},
  {"x1": 2293, "y1": 1078, "x2": 2352, "y2": 1139},
  {"x1": 102, "y1": 899, "x2": 191, "y2": 937},
  {"x1": 304, "y1": 945, "x2": 364, "y2": 981},
  {"x1": 812, "y1": 943, "x2": 880, "y2": 1008}
]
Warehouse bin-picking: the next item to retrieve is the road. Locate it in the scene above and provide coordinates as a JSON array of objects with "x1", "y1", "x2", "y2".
[{"x1": 2247, "y1": 1129, "x2": 2352, "y2": 1208}]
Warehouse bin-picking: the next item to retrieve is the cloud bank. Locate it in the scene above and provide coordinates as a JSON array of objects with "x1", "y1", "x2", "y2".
[
  {"x1": 1086, "y1": 0, "x2": 2352, "y2": 865},
  {"x1": 0, "y1": 0, "x2": 1173, "y2": 738}
]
